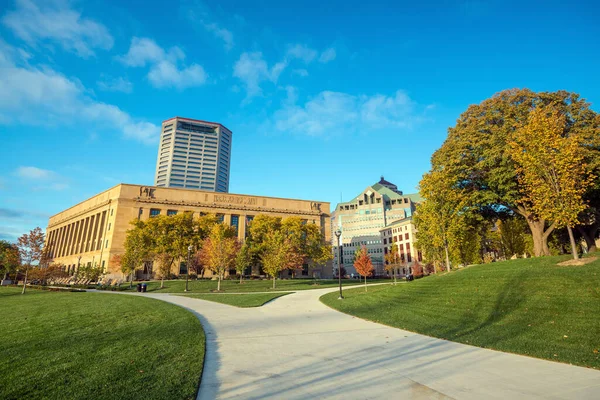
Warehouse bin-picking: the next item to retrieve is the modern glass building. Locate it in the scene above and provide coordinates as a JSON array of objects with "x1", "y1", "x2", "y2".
[{"x1": 154, "y1": 117, "x2": 232, "y2": 192}]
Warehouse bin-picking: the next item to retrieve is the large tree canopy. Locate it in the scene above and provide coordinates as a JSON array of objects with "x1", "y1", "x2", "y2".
[{"x1": 431, "y1": 88, "x2": 600, "y2": 256}]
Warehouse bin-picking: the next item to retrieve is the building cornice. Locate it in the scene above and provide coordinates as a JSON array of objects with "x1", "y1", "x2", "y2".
[
  {"x1": 47, "y1": 199, "x2": 112, "y2": 229},
  {"x1": 133, "y1": 198, "x2": 327, "y2": 217}
]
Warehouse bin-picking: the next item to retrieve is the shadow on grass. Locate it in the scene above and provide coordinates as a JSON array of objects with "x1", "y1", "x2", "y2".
[{"x1": 439, "y1": 270, "x2": 528, "y2": 345}]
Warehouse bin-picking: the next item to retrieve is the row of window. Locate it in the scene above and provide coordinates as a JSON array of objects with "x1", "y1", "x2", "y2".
[{"x1": 383, "y1": 233, "x2": 410, "y2": 245}]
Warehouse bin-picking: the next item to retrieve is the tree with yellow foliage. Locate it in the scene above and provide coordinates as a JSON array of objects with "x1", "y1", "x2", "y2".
[
  {"x1": 384, "y1": 243, "x2": 401, "y2": 285},
  {"x1": 509, "y1": 105, "x2": 595, "y2": 260}
]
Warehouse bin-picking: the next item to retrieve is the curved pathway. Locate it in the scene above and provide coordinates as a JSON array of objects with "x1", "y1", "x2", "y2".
[{"x1": 139, "y1": 287, "x2": 599, "y2": 400}]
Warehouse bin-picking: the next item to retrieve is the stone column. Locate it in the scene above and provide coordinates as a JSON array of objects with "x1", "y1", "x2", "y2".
[{"x1": 238, "y1": 214, "x2": 247, "y2": 241}]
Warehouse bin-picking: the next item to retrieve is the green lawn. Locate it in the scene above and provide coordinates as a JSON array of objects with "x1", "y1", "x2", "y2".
[
  {"x1": 136, "y1": 278, "x2": 389, "y2": 293},
  {"x1": 180, "y1": 292, "x2": 289, "y2": 307},
  {"x1": 321, "y1": 255, "x2": 600, "y2": 369},
  {"x1": 0, "y1": 287, "x2": 205, "y2": 400}
]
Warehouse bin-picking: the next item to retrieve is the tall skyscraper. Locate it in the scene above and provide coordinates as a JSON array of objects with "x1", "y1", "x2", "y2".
[{"x1": 154, "y1": 117, "x2": 232, "y2": 192}]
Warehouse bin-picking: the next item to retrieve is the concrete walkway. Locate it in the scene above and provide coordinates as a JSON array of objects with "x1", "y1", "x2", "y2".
[{"x1": 139, "y1": 287, "x2": 600, "y2": 400}]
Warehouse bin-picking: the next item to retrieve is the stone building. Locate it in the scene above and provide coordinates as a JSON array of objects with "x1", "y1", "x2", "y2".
[
  {"x1": 332, "y1": 177, "x2": 421, "y2": 276},
  {"x1": 380, "y1": 217, "x2": 422, "y2": 276},
  {"x1": 44, "y1": 184, "x2": 332, "y2": 280}
]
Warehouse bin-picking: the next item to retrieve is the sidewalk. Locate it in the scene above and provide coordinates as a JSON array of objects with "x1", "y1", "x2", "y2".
[{"x1": 137, "y1": 286, "x2": 600, "y2": 399}]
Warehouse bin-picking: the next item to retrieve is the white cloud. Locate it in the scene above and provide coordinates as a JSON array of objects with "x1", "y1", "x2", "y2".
[
  {"x1": 97, "y1": 76, "x2": 133, "y2": 93},
  {"x1": 16, "y1": 166, "x2": 55, "y2": 179},
  {"x1": 233, "y1": 44, "x2": 337, "y2": 99},
  {"x1": 0, "y1": 42, "x2": 159, "y2": 144},
  {"x1": 282, "y1": 85, "x2": 297, "y2": 105},
  {"x1": 184, "y1": 2, "x2": 234, "y2": 51},
  {"x1": 117, "y1": 37, "x2": 166, "y2": 67},
  {"x1": 148, "y1": 61, "x2": 207, "y2": 89},
  {"x1": 202, "y1": 22, "x2": 234, "y2": 51},
  {"x1": 233, "y1": 52, "x2": 285, "y2": 99},
  {"x1": 292, "y1": 69, "x2": 309, "y2": 77},
  {"x1": 270, "y1": 90, "x2": 425, "y2": 137},
  {"x1": 1, "y1": 0, "x2": 113, "y2": 58},
  {"x1": 287, "y1": 44, "x2": 317, "y2": 63},
  {"x1": 118, "y1": 37, "x2": 207, "y2": 90},
  {"x1": 319, "y1": 48, "x2": 336, "y2": 63},
  {"x1": 15, "y1": 166, "x2": 68, "y2": 190}
]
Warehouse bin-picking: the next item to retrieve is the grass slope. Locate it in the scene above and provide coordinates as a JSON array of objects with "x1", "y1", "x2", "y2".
[
  {"x1": 0, "y1": 288, "x2": 205, "y2": 400},
  {"x1": 138, "y1": 278, "x2": 388, "y2": 293},
  {"x1": 180, "y1": 292, "x2": 289, "y2": 307},
  {"x1": 321, "y1": 255, "x2": 600, "y2": 369}
]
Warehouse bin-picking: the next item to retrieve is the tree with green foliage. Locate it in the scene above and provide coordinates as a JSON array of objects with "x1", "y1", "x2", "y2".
[
  {"x1": 16, "y1": 227, "x2": 45, "y2": 294},
  {"x1": 0, "y1": 240, "x2": 20, "y2": 282},
  {"x1": 509, "y1": 105, "x2": 596, "y2": 260},
  {"x1": 122, "y1": 220, "x2": 152, "y2": 288},
  {"x1": 77, "y1": 262, "x2": 103, "y2": 282},
  {"x1": 281, "y1": 217, "x2": 332, "y2": 276},
  {"x1": 259, "y1": 229, "x2": 300, "y2": 289},
  {"x1": 415, "y1": 169, "x2": 465, "y2": 272},
  {"x1": 494, "y1": 217, "x2": 528, "y2": 258},
  {"x1": 199, "y1": 224, "x2": 238, "y2": 291},
  {"x1": 246, "y1": 214, "x2": 282, "y2": 259},
  {"x1": 576, "y1": 187, "x2": 600, "y2": 253},
  {"x1": 447, "y1": 216, "x2": 482, "y2": 266},
  {"x1": 354, "y1": 246, "x2": 373, "y2": 292},
  {"x1": 247, "y1": 215, "x2": 331, "y2": 279},
  {"x1": 430, "y1": 89, "x2": 600, "y2": 257},
  {"x1": 235, "y1": 241, "x2": 251, "y2": 284},
  {"x1": 144, "y1": 213, "x2": 220, "y2": 288}
]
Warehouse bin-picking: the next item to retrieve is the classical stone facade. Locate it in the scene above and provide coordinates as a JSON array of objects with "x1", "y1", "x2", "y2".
[{"x1": 44, "y1": 184, "x2": 332, "y2": 279}]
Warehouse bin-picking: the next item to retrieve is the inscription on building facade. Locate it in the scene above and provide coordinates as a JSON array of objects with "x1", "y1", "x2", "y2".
[
  {"x1": 214, "y1": 194, "x2": 257, "y2": 206},
  {"x1": 139, "y1": 186, "x2": 156, "y2": 198}
]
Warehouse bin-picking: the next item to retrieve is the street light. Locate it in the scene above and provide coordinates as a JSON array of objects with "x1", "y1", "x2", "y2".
[
  {"x1": 334, "y1": 228, "x2": 343, "y2": 299},
  {"x1": 185, "y1": 245, "x2": 193, "y2": 292}
]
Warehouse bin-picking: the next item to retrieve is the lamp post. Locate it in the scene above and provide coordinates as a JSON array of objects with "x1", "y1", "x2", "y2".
[
  {"x1": 335, "y1": 229, "x2": 343, "y2": 299},
  {"x1": 185, "y1": 245, "x2": 193, "y2": 292}
]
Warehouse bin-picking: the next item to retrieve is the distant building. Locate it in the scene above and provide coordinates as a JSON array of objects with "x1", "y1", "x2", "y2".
[
  {"x1": 154, "y1": 117, "x2": 232, "y2": 192},
  {"x1": 380, "y1": 217, "x2": 422, "y2": 276},
  {"x1": 333, "y1": 177, "x2": 421, "y2": 276},
  {"x1": 44, "y1": 184, "x2": 332, "y2": 280}
]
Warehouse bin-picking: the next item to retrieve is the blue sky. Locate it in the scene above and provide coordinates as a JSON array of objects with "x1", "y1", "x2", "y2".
[{"x1": 1, "y1": 0, "x2": 599, "y2": 241}]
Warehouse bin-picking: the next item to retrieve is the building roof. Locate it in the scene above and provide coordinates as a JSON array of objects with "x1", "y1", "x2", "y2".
[
  {"x1": 336, "y1": 177, "x2": 421, "y2": 208},
  {"x1": 162, "y1": 116, "x2": 232, "y2": 133},
  {"x1": 378, "y1": 176, "x2": 397, "y2": 188},
  {"x1": 379, "y1": 216, "x2": 414, "y2": 231}
]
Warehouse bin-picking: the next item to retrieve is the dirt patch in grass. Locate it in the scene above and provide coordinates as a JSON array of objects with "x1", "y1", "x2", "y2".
[{"x1": 557, "y1": 256, "x2": 598, "y2": 267}]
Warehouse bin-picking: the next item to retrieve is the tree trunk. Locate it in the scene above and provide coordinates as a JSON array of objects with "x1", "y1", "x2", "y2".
[
  {"x1": 272, "y1": 276, "x2": 276, "y2": 289},
  {"x1": 364, "y1": 275, "x2": 367, "y2": 292},
  {"x1": 444, "y1": 244, "x2": 450, "y2": 272},
  {"x1": 526, "y1": 219, "x2": 555, "y2": 256},
  {"x1": 567, "y1": 226, "x2": 579, "y2": 260},
  {"x1": 393, "y1": 267, "x2": 396, "y2": 285},
  {"x1": 239, "y1": 273, "x2": 243, "y2": 284},
  {"x1": 21, "y1": 267, "x2": 28, "y2": 294},
  {"x1": 160, "y1": 277, "x2": 164, "y2": 289},
  {"x1": 577, "y1": 225, "x2": 598, "y2": 253},
  {"x1": 217, "y1": 274, "x2": 221, "y2": 291},
  {"x1": 129, "y1": 270, "x2": 134, "y2": 288}
]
